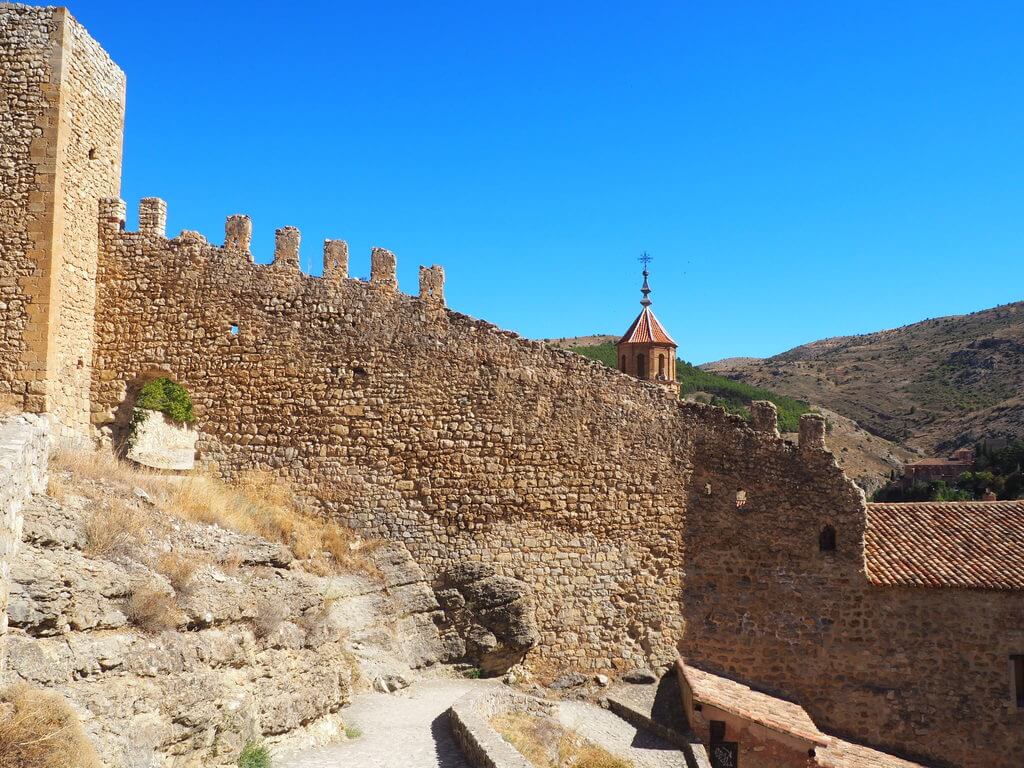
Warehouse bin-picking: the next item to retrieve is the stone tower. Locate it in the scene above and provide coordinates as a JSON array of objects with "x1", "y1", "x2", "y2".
[
  {"x1": 0, "y1": 5, "x2": 126, "y2": 442},
  {"x1": 616, "y1": 260, "x2": 678, "y2": 392}
]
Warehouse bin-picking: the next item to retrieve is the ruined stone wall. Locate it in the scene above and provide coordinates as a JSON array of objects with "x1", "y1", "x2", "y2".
[
  {"x1": 0, "y1": 4, "x2": 125, "y2": 440},
  {"x1": 0, "y1": 412, "x2": 49, "y2": 679},
  {"x1": 682, "y1": 417, "x2": 1023, "y2": 768}
]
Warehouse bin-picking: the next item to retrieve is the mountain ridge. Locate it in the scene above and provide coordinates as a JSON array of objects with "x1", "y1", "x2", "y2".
[{"x1": 703, "y1": 301, "x2": 1024, "y2": 452}]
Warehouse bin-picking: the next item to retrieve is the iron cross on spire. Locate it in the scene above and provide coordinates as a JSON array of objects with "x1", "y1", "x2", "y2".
[{"x1": 638, "y1": 252, "x2": 653, "y2": 306}]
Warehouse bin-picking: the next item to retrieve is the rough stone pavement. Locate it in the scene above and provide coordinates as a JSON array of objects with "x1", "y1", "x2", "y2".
[
  {"x1": 277, "y1": 677, "x2": 495, "y2": 768},
  {"x1": 556, "y1": 700, "x2": 689, "y2": 768}
]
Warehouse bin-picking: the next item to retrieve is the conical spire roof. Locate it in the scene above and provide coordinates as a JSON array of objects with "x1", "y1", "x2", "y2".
[{"x1": 618, "y1": 305, "x2": 677, "y2": 346}]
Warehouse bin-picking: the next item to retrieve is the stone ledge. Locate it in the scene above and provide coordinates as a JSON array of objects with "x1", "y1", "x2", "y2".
[{"x1": 448, "y1": 689, "x2": 546, "y2": 768}]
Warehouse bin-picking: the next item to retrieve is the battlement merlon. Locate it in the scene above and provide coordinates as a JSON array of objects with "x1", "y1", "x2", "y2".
[
  {"x1": 371, "y1": 247, "x2": 398, "y2": 291},
  {"x1": 799, "y1": 412, "x2": 827, "y2": 452},
  {"x1": 139, "y1": 197, "x2": 167, "y2": 238},
  {"x1": 323, "y1": 240, "x2": 349, "y2": 281},
  {"x1": 99, "y1": 197, "x2": 127, "y2": 239},
  {"x1": 273, "y1": 226, "x2": 301, "y2": 270},
  {"x1": 419, "y1": 265, "x2": 445, "y2": 307},
  {"x1": 750, "y1": 400, "x2": 779, "y2": 437},
  {"x1": 225, "y1": 215, "x2": 253, "y2": 258}
]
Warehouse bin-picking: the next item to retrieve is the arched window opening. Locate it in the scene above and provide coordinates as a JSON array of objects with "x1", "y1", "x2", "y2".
[
  {"x1": 819, "y1": 525, "x2": 837, "y2": 552},
  {"x1": 620, "y1": 355, "x2": 626, "y2": 372},
  {"x1": 658, "y1": 354, "x2": 666, "y2": 378},
  {"x1": 637, "y1": 353, "x2": 646, "y2": 379}
]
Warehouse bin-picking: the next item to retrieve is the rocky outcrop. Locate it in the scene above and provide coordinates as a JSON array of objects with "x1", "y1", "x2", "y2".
[
  {"x1": 435, "y1": 563, "x2": 538, "y2": 675},
  {"x1": 4, "y1": 480, "x2": 440, "y2": 768}
]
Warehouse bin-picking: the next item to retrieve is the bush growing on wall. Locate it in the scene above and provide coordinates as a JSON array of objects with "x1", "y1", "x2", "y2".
[{"x1": 135, "y1": 377, "x2": 195, "y2": 424}]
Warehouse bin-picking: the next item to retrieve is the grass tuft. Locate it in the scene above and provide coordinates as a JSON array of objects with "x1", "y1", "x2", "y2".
[
  {"x1": 154, "y1": 551, "x2": 199, "y2": 595},
  {"x1": 126, "y1": 583, "x2": 180, "y2": 633},
  {"x1": 0, "y1": 684, "x2": 101, "y2": 768},
  {"x1": 491, "y1": 710, "x2": 632, "y2": 768},
  {"x1": 237, "y1": 742, "x2": 272, "y2": 768},
  {"x1": 83, "y1": 499, "x2": 144, "y2": 559}
]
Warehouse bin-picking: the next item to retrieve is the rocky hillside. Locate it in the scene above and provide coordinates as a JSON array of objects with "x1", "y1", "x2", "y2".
[
  {"x1": 704, "y1": 301, "x2": 1024, "y2": 452},
  {"x1": 3, "y1": 452, "x2": 538, "y2": 768}
]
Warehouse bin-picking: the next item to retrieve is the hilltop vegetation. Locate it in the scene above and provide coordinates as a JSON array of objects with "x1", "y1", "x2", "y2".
[
  {"x1": 703, "y1": 301, "x2": 1024, "y2": 452},
  {"x1": 570, "y1": 342, "x2": 810, "y2": 433}
]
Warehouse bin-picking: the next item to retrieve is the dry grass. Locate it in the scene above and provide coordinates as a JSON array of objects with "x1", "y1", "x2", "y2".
[
  {"x1": 83, "y1": 498, "x2": 144, "y2": 558},
  {"x1": 253, "y1": 597, "x2": 289, "y2": 639},
  {"x1": 491, "y1": 711, "x2": 632, "y2": 768},
  {"x1": 154, "y1": 551, "x2": 199, "y2": 595},
  {"x1": 51, "y1": 449, "x2": 374, "y2": 575},
  {"x1": 0, "y1": 684, "x2": 101, "y2": 768},
  {"x1": 126, "y1": 583, "x2": 180, "y2": 633}
]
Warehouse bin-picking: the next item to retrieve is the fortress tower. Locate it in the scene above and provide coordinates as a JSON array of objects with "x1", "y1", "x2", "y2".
[
  {"x1": 616, "y1": 257, "x2": 678, "y2": 392},
  {"x1": 0, "y1": 5, "x2": 126, "y2": 441}
]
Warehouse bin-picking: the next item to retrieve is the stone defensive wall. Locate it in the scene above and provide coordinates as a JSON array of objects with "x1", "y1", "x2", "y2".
[
  {"x1": 88, "y1": 197, "x2": 859, "y2": 679},
  {"x1": 87, "y1": 198, "x2": 1022, "y2": 767}
]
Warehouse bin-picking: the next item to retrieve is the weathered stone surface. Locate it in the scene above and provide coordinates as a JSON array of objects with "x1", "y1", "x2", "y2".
[
  {"x1": 436, "y1": 563, "x2": 539, "y2": 674},
  {"x1": 126, "y1": 410, "x2": 197, "y2": 471}
]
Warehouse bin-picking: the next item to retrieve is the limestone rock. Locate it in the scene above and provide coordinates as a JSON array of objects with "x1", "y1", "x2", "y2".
[{"x1": 435, "y1": 562, "x2": 539, "y2": 674}]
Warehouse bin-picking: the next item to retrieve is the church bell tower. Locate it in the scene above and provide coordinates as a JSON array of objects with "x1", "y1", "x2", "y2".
[{"x1": 616, "y1": 254, "x2": 678, "y2": 393}]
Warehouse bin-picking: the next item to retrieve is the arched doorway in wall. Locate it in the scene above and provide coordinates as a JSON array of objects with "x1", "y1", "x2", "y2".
[
  {"x1": 637, "y1": 353, "x2": 647, "y2": 380},
  {"x1": 110, "y1": 370, "x2": 198, "y2": 471},
  {"x1": 658, "y1": 353, "x2": 666, "y2": 379},
  {"x1": 620, "y1": 355, "x2": 627, "y2": 372}
]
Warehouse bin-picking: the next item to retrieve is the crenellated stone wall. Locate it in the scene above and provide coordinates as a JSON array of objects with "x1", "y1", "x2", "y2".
[
  {"x1": 0, "y1": 411, "x2": 50, "y2": 679},
  {"x1": 85, "y1": 200, "x2": 1024, "y2": 768}
]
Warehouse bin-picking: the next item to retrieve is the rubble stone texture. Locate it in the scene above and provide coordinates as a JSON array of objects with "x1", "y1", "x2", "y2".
[
  {"x1": 1, "y1": 7, "x2": 1022, "y2": 768},
  {"x1": 0, "y1": 5, "x2": 125, "y2": 441}
]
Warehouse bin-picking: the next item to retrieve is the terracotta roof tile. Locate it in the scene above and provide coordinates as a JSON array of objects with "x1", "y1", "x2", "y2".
[
  {"x1": 679, "y1": 662, "x2": 928, "y2": 768},
  {"x1": 817, "y1": 738, "x2": 928, "y2": 768},
  {"x1": 680, "y1": 663, "x2": 824, "y2": 743},
  {"x1": 618, "y1": 306, "x2": 677, "y2": 346},
  {"x1": 865, "y1": 500, "x2": 1024, "y2": 590}
]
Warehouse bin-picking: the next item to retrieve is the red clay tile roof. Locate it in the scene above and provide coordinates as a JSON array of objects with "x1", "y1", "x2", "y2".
[
  {"x1": 618, "y1": 306, "x2": 677, "y2": 346},
  {"x1": 905, "y1": 458, "x2": 971, "y2": 467},
  {"x1": 865, "y1": 500, "x2": 1024, "y2": 590},
  {"x1": 680, "y1": 662, "x2": 824, "y2": 743},
  {"x1": 817, "y1": 739, "x2": 928, "y2": 768},
  {"x1": 678, "y1": 661, "x2": 927, "y2": 768}
]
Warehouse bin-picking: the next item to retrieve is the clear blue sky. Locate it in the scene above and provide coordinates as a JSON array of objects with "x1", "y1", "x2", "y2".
[{"x1": 62, "y1": 1, "x2": 1023, "y2": 364}]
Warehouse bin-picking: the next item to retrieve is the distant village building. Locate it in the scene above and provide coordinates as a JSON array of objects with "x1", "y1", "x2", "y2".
[
  {"x1": 617, "y1": 258, "x2": 678, "y2": 393},
  {"x1": 901, "y1": 447, "x2": 975, "y2": 486}
]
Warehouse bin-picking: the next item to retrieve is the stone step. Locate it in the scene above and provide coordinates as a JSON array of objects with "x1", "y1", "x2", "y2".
[{"x1": 606, "y1": 676, "x2": 712, "y2": 768}]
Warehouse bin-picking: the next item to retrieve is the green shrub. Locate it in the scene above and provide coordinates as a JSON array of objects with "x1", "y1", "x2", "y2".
[
  {"x1": 345, "y1": 725, "x2": 362, "y2": 739},
  {"x1": 135, "y1": 377, "x2": 195, "y2": 424},
  {"x1": 462, "y1": 666, "x2": 483, "y2": 679},
  {"x1": 238, "y1": 742, "x2": 271, "y2": 768}
]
